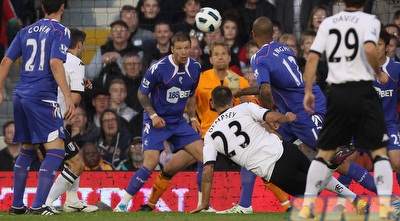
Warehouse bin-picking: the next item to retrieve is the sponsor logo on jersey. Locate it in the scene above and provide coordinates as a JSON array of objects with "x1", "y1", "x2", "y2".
[
  {"x1": 373, "y1": 86, "x2": 393, "y2": 98},
  {"x1": 166, "y1": 86, "x2": 190, "y2": 103}
]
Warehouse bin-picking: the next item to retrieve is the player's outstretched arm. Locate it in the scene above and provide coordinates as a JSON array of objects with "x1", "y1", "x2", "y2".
[
  {"x1": 232, "y1": 85, "x2": 259, "y2": 97},
  {"x1": 265, "y1": 111, "x2": 296, "y2": 124},
  {"x1": 190, "y1": 163, "x2": 215, "y2": 214},
  {"x1": 0, "y1": 57, "x2": 13, "y2": 105}
]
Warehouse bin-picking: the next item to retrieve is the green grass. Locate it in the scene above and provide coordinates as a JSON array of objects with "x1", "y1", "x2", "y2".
[{"x1": 1, "y1": 211, "x2": 288, "y2": 221}]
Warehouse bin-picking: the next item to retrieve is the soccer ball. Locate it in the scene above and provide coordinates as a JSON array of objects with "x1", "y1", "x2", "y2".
[{"x1": 195, "y1": 7, "x2": 222, "y2": 33}]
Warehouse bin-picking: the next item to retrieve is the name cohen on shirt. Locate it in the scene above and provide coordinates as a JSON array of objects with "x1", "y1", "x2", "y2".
[{"x1": 28, "y1": 25, "x2": 51, "y2": 34}]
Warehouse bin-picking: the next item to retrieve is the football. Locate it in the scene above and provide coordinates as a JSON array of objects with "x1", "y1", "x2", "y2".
[{"x1": 195, "y1": 7, "x2": 222, "y2": 33}]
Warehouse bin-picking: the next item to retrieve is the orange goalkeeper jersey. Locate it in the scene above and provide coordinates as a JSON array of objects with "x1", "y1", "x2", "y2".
[{"x1": 195, "y1": 69, "x2": 258, "y2": 138}]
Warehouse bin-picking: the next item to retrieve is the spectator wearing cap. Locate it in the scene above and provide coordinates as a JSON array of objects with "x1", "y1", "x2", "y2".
[
  {"x1": 90, "y1": 89, "x2": 110, "y2": 128},
  {"x1": 86, "y1": 20, "x2": 146, "y2": 83}
]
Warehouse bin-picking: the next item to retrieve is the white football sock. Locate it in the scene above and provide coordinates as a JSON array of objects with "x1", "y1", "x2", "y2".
[
  {"x1": 303, "y1": 159, "x2": 334, "y2": 207},
  {"x1": 374, "y1": 157, "x2": 393, "y2": 208}
]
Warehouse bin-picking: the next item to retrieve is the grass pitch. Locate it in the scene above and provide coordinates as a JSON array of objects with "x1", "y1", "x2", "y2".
[{"x1": 1, "y1": 211, "x2": 288, "y2": 221}]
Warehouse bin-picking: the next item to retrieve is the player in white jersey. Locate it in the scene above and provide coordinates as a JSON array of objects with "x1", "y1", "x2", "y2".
[
  {"x1": 190, "y1": 86, "x2": 368, "y2": 214},
  {"x1": 43, "y1": 28, "x2": 98, "y2": 213},
  {"x1": 301, "y1": 0, "x2": 393, "y2": 219}
]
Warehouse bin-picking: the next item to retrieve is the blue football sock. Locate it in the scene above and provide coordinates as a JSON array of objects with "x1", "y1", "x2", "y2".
[
  {"x1": 337, "y1": 174, "x2": 352, "y2": 188},
  {"x1": 396, "y1": 173, "x2": 400, "y2": 186},
  {"x1": 12, "y1": 148, "x2": 35, "y2": 207},
  {"x1": 31, "y1": 149, "x2": 65, "y2": 208},
  {"x1": 196, "y1": 162, "x2": 203, "y2": 192},
  {"x1": 126, "y1": 166, "x2": 152, "y2": 196},
  {"x1": 238, "y1": 167, "x2": 256, "y2": 208},
  {"x1": 347, "y1": 162, "x2": 376, "y2": 193}
]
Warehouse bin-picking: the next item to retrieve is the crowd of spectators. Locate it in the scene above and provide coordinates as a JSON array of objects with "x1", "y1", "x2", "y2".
[{"x1": 1, "y1": 0, "x2": 400, "y2": 171}]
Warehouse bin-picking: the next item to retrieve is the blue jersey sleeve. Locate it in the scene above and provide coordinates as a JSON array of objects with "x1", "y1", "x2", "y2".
[
  {"x1": 253, "y1": 57, "x2": 271, "y2": 88},
  {"x1": 5, "y1": 31, "x2": 23, "y2": 61},
  {"x1": 140, "y1": 62, "x2": 160, "y2": 95},
  {"x1": 50, "y1": 25, "x2": 70, "y2": 62}
]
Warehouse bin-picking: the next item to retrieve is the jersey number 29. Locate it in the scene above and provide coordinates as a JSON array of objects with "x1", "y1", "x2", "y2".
[{"x1": 328, "y1": 28, "x2": 359, "y2": 63}]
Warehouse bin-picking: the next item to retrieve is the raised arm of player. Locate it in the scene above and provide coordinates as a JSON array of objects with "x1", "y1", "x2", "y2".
[{"x1": 265, "y1": 111, "x2": 297, "y2": 124}]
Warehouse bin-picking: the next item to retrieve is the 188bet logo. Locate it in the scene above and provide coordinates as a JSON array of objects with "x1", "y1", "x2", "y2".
[{"x1": 166, "y1": 87, "x2": 190, "y2": 103}]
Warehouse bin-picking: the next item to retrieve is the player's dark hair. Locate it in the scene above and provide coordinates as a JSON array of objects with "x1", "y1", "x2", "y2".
[
  {"x1": 69, "y1": 28, "x2": 86, "y2": 49},
  {"x1": 380, "y1": 30, "x2": 391, "y2": 47},
  {"x1": 2, "y1": 121, "x2": 14, "y2": 136},
  {"x1": 212, "y1": 86, "x2": 233, "y2": 108},
  {"x1": 42, "y1": 0, "x2": 65, "y2": 15},
  {"x1": 210, "y1": 40, "x2": 231, "y2": 56},
  {"x1": 171, "y1": 31, "x2": 191, "y2": 47},
  {"x1": 343, "y1": 0, "x2": 367, "y2": 8}
]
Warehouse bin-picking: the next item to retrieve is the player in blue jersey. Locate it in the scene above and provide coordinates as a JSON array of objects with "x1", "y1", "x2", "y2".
[
  {"x1": 114, "y1": 31, "x2": 205, "y2": 212},
  {"x1": 0, "y1": 0, "x2": 74, "y2": 216}
]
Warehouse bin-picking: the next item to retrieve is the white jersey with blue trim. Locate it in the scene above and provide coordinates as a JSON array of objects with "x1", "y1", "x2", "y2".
[
  {"x1": 203, "y1": 102, "x2": 283, "y2": 181},
  {"x1": 311, "y1": 10, "x2": 381, "y2": 84}
]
